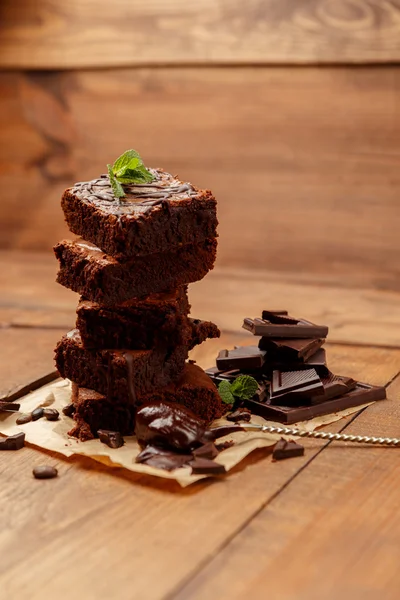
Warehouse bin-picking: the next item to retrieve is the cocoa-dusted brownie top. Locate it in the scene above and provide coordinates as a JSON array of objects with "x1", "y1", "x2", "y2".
[
  {"x1": 54, "y1": 237, "x2": 217, "y2": 305},
  {"x1": 62, "y1": 169, "x2": 218, "y2": 260}
]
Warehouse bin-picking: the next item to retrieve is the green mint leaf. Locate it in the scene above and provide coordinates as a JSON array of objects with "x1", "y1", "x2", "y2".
[
  {"x1": 113, "y1": 150, "x2": 142, "y2": 175},
  {"x1": 230, "y1": 375, "x2": 259, "y2": 400},
  {"x1": 107, "y1": 164, "x2": 125, "y2": 199},
  {"x1": 218, "y1": 380, "x2": 235, "y2": 405},
  {"x1": 115, "y1": 158, "x2": 142, "y2": 178}
]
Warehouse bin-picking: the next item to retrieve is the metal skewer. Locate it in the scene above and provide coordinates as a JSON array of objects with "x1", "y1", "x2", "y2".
[{"x1": 242, "y1": 423, "x2": 400, "y2": 447}]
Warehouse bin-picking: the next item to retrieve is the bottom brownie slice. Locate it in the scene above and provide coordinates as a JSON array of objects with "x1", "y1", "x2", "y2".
[{"x1": 68, "y1": 363, "x2": 226, "y2": 441}]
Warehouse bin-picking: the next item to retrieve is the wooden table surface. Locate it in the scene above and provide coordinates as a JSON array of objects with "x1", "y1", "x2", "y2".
[{"x1": 1, "y1": 250, "x2": 400, "y2": 600}]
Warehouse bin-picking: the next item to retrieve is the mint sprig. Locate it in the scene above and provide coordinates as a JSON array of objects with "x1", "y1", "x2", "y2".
[
  {"x1": 218, "y1": 380, "x2": 235, "y2": 405},
  {"x1": 107, "y1": 149, "x2": 154, "y2": 198},
  {"x1": 218, "y1": 375, "x2": 259, "y2": 405}
]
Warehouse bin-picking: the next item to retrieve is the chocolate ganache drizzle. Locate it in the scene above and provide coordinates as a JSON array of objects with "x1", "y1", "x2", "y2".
[{"x1": 71, "y1": 169, "x2": 198, "y2": 215}]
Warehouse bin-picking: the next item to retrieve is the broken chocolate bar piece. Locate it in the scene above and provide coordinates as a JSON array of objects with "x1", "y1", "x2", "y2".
[
  {"x1": 189, "y1": 457, "x2": 226, "y2": 475},
  {"x1": 0, "y1": 432, "x2": 25, "y2": 450},
  {"x1": 136, "y1": 445, "x2": 193, "y2": 471},
  {"x1": 258, "y1": 336, "x2": 325, "y2": 361},
  {"x1": 0, "y1": 402, "x2": 20, "y2": 413},
  {"x1": 98, "y1": 430, "x2": 125, "y2": 449},
  {"x1": 245, "y1": 381, "x2": 386, "y2": 424},
  {"x1": 192, "y1": 442, "x2": 219, "y2": 460},
  {"x1": 270, "y1": 368, "x2": 325, "y2": 406},
  {"x1": 227, "y1": 408, "x2": 251, "y2": 423},
  {"x1": 322, "y1": 373, "x2": 357, "y2": 400},
  {"x1": 243, "y1": 313, "x2": 328, "y2": 338},
  {"x1": 272, "y1": 438, "x2": 304, "y2": 460},
  {"x1": 264, "y1": 348, "x2": 329, "y2": 378},
  {"x1": 205, "y1": 367, "x2": 241, "y2": 384},
  {"x1": 216, "y1": 346, "x2": 266, "y2": 371}
]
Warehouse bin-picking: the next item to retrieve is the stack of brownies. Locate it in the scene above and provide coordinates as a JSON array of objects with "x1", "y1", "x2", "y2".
[
  {"x1": 207, "y1": 310, "x2": 386, "y2": 423},
  {"x1": 54, "y1": 168, "x2": 226, "y2": 440}
]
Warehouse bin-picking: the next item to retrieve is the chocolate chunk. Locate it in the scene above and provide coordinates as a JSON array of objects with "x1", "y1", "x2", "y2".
[
  {"x1": 16, "y1": 413, "x2": 32, "y2": 425},
  {"x1": 31, "y1": 407, "x2": 44, "y2": 421},
  {"x1": 227, "y1": 408, "x2": 251, "y2": 423},
  {"x1": 33, "y1": 465, "x2": 58, "y2": 479},
  {"x1": 272, "y1": 438, "x2": 304, "y2": 460},
  {"x1": 192, "y1": 442, "x2": 219, "y2": 460},
  {"x1": 244, "y1": 381, "x2": 386, "y2": 424},
  {"x1": 258, "y1": 337, "x2": 324, "y2": 361},
  {"x1": 270, "y1": 369, "x2": 325, "y2": 405},
  {"x1": 97, "y1": 429, "x2": 124, "y2": 449},
  {"x1": 215, "y1": 440, "x2": 235, "y2": 451},
  {"x1": 62, "y1": 403, "x2": 76, "y2": 417},
  {"x1": 0, "y1": 402, "x2": 20, "y2": 412},
  {"x1": 0, "y1": 432, "x2": 25, "y2": 450},
  {"x1": 322, "y1": 373, "x2": 357, "y2": 400},
  {"x1": 216, "y1": 346, "x2": 266, "y2": 371},
  {"x1": 205, "y1": 367, "x2": 241, "y2": 384},
  {"x1": 243, "y1": 313, "x2": 328, "y2": 338},
  {"x1": 135, "y1": 445, "x2": 192, "y2": 471},
  {"x1": 189, "y1": 457, "x2": 226, "y2": 475},
  {"x1": 43, "y1": 408, "x2": 60, "y2": 421},
  {"x1": 135, "y1": 401, "x2": 208, "y2": 451}
]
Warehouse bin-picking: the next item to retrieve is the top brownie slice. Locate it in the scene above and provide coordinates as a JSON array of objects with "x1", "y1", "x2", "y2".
[{"x1": 62, "y1": 169, "x2": 218, "y2": 261}]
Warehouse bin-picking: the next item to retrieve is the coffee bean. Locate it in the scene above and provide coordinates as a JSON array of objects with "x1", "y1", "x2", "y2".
[
  {"x1": 43, "y1": 408, "x2": 59, "y2": 421},
  {"x1": 16, "y1": 413, "x2": 32, "y2": 425},
  {"x1": 32, "y1": 465, "x2": 58, "y2": 480},
  {"x1": 31, "y1": 407, "x2": 44, "y2": 421},
  {"x1": 62, "y1": 403, "x2": 75, "y2": 417}
]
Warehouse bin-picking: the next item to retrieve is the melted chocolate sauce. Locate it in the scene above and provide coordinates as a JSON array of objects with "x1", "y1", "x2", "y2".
[{"x1": 135, "y1": 400, "x2": 208, "y2": 451}]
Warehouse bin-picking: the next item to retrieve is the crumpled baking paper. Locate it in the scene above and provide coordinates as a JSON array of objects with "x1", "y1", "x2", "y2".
[{"x1": 0, "y1": 379, "x2": 371, "y2": 487}]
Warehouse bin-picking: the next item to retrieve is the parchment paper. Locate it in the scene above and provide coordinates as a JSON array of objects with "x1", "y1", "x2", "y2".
[{"x1": 0, "y1": 379, "x2": 371, "y2": 487}]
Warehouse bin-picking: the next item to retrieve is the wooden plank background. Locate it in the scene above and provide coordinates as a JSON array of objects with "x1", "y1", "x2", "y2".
[
  {"x1": 1, "y1": 0, "x2": 400, "y2": 68},
  {"x1": 0, "y1": 67, "x2": 399, "y2": 289}
]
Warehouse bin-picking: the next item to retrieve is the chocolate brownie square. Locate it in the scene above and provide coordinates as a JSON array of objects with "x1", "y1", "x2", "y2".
[
  {"x1": 54, "y1": 238, "x2": 217, "y2": 305},
  {"x1": 76, "y1": 287, "x2": 191, "y2": 349},
  {"x1": 55, "y1": 329, "x2": 188, "y2": 404},
  {"x1": 61, "y1": 169, "x2": 218, "y2": 261}
]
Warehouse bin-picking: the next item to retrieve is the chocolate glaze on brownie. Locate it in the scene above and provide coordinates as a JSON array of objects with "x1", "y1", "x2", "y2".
[
  {"x1": 61, "y1": 169, "x2": 218, "y2": 261},
  {"x1": 54, "y1": 237, "x2": 217, "y2": 305}
]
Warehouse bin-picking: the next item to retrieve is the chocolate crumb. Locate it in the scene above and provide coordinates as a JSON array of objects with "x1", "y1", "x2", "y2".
[
  {"x1": 272, "y1": 438, "x2": 304, "y2": 461},
  {"x1": 215, "y1": 440, "x2": 235, "y2": 452},
  {"x1": 227, "y1": 408, "x2": 251, "y2": 423},
  {"x1": 97, "y1": 429, "x2": 124, "y2": 449}
]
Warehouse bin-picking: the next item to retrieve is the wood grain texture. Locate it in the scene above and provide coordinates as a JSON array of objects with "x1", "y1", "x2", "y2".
[
  {"x1": 1, "y1": 0, "x2": 400, "y2": 68},
  {"x1": 1, "y1": 67, "x2": 400, "y2": 289},
  {"x1": 0, "y1": 328, "x2": 63, "y2": 401},
  {"x1": 175, "y1": 373, "x2": 400, "y2": 600},
  {"x1": 0, "y1": 338, "x2": 399, "y2": 600},
  {"x1": 2, "y1": 250, "x2": 400, "y2": 347}
]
